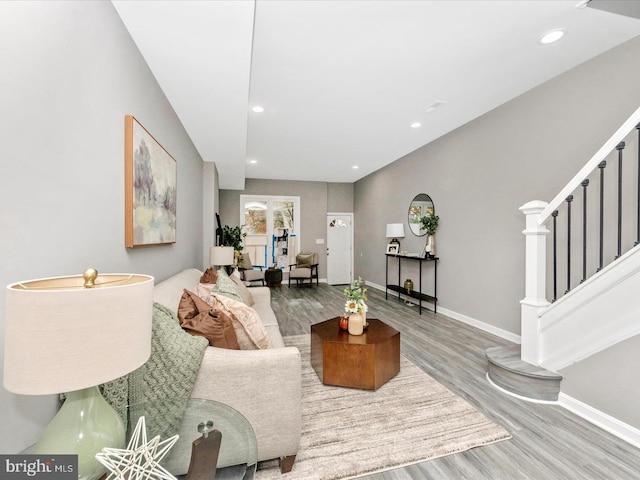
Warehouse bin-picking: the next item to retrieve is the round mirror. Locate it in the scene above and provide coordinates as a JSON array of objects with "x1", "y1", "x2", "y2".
[{"x1": 408, "y1": 194, "x2": 434, "y2": 236}]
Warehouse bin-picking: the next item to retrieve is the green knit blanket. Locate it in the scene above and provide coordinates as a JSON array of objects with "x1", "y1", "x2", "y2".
[{"x1": 102, "y1": 302, "x2": 208, "y2": 441}]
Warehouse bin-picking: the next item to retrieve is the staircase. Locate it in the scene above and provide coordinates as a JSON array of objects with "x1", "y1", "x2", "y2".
[
  {"x1": 486, "y1": 345, "x2": 562, "y2": 402},
  {"x1": 487, "y1": 106, "x2": 640, "y2": 401}
]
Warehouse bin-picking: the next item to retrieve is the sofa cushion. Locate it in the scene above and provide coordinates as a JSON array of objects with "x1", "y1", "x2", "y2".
[
  {"x1": 153, "y1": 269, "x2": 205, "y2": 313},
  {"x1": 250, "y1": 288, "x2": 278, "y2": 328},
  {"x1": 289, "y1": 267, "x2": 312, "y2": 279},
  {"x1": 264, "y1": 325, "x2": 285, "y2": 348},
  {"x1": 229, "y1": 275, "x2": 253, "y2": 307},
  {"x1": 177, "y1": 290, "x2": 240, "y2": 350},
  {"x1": 230, "y1": 274, "x2": 254, "y2": 306}
]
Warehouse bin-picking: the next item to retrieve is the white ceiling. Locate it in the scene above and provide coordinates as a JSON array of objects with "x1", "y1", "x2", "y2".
[{"x1": 112, "y1": 1, "x2": 640, "y2": 190}]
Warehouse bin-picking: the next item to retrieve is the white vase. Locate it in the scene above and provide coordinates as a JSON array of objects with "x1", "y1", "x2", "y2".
[
  {"x1": 348, "y1": 312, "x2": 365, "y2": 335},
  {"x1": 425, "y1": 235, "x2": 436, "y2": 256}
]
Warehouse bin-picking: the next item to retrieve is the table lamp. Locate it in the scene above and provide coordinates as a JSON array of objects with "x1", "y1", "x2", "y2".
[
  {"x1": 386, "y1": 223, "x2": 405, "y2": 247},
  {"x1": 3, "y1": 269, "x2": 154, "y2": 480},
  {"x1": 209, "y1": 245, "x2": 235, "y2": 268}
]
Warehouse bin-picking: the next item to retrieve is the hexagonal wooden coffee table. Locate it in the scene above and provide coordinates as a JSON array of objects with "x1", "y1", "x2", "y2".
[{"x1": 310, "y1": 317, "x2": 400, "y2": 390}]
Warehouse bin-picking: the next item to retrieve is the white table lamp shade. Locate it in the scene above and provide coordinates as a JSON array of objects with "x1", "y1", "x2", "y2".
[
  {"x1": 210, "y1": 245, "x2": 235, "y2": 266},
  {"x1": 4, "y1": 273, "x2": 154, "y2": 395},
  {"x1": 386, "y1": 223, "x2": 405, "y2": 239},
  {"x1": 4, "y1": 271, "x2": 154, "y2": 480}
]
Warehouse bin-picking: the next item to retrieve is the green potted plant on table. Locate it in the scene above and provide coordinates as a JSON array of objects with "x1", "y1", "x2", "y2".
[
  {"x1": 221, "y1": 225, "x2": 246, "y2": 268},
  {"x1": 343, "y1": 277, "x2": 368, "y2": 336},
  {"x1": 419, "y1": 214, "x2": 439, "y2": 257}
]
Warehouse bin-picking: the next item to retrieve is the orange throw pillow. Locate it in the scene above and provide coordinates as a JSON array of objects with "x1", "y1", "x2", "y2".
[{"x1": 177, "y1": 289, "x2": 240, "y2": 350}]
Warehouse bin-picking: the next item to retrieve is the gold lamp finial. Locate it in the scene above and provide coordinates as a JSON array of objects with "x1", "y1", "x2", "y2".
[{"x1": 83, "y1": 268, "x2": 98, "y2": 288}]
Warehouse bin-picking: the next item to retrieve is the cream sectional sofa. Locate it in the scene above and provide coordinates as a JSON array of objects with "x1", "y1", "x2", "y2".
[{"x1": 152, "y1": 268, "x2": 301, "y2": 474}]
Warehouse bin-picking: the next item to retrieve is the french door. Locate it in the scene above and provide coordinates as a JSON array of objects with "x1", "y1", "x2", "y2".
[{"x1": 240, "y1": 195, "x2": 300, "y2": 269}]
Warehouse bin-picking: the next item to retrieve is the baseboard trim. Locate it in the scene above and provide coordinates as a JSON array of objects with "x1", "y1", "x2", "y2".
[
  {"x1": 366, "y1": 281, "x2": 521, "y2": 344},
  {"x1": 367, "y1": 281, "x2": 639, "y2": 449},
  {"x1": 438, "y1": 306, "x2": 521, "y2": 344},
  {"x1": 558, "y1": 393, "x2": 640, "y2": 449}
]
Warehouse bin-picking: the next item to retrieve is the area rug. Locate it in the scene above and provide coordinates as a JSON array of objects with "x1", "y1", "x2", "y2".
[{"x1": 254, "y1": 335, "x2": 511, "y2": 480}]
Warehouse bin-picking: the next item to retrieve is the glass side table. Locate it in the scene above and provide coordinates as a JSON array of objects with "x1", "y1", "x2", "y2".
[
  {"x1": 129, "y1": 397, "x2": 258, "y2": 480},
  {"x1": 20, "y1": 397, "x2": 257, "y2": 480}
]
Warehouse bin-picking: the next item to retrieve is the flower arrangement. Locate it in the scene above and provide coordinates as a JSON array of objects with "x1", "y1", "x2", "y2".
[{"x1": 344, "y1": 276, "x2": 368, "y2": 314}]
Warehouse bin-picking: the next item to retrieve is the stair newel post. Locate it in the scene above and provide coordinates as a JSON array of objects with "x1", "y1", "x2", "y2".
[
  {"x1": 581, "y1": 180, "x2": 589, "y2": 283},
  {"x1": 616, "y1": 142, "x2": 625, "y2": 259},
  {"x1": 598, "y1": 161, "x2": 607, "y2": 271},
  {"x1": 552, "y1": 210, "x2": 558, "y2": 302},
  {"x1": 565, "y1": 195, "x2": 573, "y2": 294},
  {"x1": 519, "y1": 200, "x2": 550, "y2": 366}
]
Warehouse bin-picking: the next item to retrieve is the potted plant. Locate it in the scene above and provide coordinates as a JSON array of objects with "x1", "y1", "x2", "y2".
[
  {"x1": 343, "y1": 277, "x2": 368, "y2": 335},
  {"x1": 419, "y1": 214, "x2": 439, "y2": 257},
  {"x1": 221, "y1": 225, "x2": 246, "y2": 266}
]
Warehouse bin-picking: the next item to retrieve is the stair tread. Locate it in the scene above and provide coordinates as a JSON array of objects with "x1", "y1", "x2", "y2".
[{"x1": 486, "y1": 345, "x2": 563, "y2": 380}]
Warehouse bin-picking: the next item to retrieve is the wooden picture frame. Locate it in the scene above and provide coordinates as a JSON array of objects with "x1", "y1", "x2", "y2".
[
  {"x1": 125, "y1": 115, "x2": 177, "y2": 247},
  {"x1": 386, "y1": 243, "x2": 399, "y2": 255}
]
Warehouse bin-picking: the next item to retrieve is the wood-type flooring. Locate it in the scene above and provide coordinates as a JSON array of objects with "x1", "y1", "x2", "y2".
[{"x1": 269, "y1": 283, "x2": 640, "y2": 480}]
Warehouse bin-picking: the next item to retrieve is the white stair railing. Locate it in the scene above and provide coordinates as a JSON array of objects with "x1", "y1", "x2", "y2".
[{"x1": 521, "y1": 106, "x2": 640, "y2": 367}]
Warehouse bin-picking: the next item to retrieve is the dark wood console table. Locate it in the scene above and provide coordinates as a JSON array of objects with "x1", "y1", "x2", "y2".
[{"x1": 385, "y1": 253, "x2": 438, "y2": 314}]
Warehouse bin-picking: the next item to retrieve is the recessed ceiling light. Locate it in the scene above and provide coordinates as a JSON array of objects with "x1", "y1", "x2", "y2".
[
  {"x1": 352, "y1": 165, "x2": 359, "y2": 169},
  {"x1": 252, "y1": 106, "x2": 265, "y2": 113},
  {"x1": 411, "y1": 122, "x2": 422, "y2": 128},
  {"x1": 539, "y1": 29, "x2": 566, "y2": 45},
  {"x1": 248, "y1": 159, "x2": 258, "y2": 164}
]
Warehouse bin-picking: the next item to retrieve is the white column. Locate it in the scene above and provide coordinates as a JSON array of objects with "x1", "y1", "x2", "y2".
[{"x1": 519, "y1": 200, "x2": 550, "y2": 365}]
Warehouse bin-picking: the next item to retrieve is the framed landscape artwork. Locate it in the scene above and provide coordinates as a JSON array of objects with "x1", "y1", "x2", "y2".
[{"x1": 125, "y1": 115, "x2": 177, "y2": 247}]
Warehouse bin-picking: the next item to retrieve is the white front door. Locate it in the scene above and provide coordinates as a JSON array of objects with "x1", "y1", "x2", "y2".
[{"x1": 327, "y1": 213, "x2": 353, "y2": 285}]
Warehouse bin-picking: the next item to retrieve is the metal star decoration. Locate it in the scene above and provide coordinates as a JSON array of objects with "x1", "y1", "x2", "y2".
[{"x1": 95, "y1": 416, "x2": 179, "y2": 480}]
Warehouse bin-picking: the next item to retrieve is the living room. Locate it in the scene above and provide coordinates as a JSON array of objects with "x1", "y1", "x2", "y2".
[{"x1": 2, "y1": 0, "x2": 640, "y2": 476}]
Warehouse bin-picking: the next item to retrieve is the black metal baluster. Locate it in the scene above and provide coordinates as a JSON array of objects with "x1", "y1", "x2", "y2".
[
  {"x1": 552, "y1": 210, "x2": 558, "y2": 302},
  {"x1": 616, "y1": 142, "x2": 625, "y2": 258},
  {"x1": 598, "y1": 161, "x2": 606, "y2": 271},
  {"x1": 566, "y1": 195, "x2": 573, "y2": 294},
  {"x1": 581, "y1": 179, "x2": 589, "y2": 283},
  {"x1": 636, "y1": 123, "x2": 640, "y2": 246}
]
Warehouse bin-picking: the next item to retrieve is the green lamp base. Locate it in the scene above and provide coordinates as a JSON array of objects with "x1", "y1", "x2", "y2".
[{"x1": 34, "y1": 385, "x2": 126, "y2": 480}]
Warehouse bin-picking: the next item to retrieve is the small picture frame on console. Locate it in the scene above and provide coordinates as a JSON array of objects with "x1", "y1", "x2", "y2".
[{"x1": 386, "y1": 244, "x2": 399, "y2": 255}]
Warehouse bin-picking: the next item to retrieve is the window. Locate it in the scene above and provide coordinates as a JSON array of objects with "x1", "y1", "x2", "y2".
[{"x1": 240, "y1": 195, "x2": 300, "y2": 268}]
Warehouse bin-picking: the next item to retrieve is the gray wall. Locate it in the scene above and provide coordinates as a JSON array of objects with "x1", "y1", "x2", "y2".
[
  {"x1": 0, "y1": 2, "x2": 205, "y2": 451},
  {"x1": 354, "y1": 35, "x2": 640, "y2": 428},
  {"x1": 220, "y1": 179, "x2": 354, "y2": 279},
  {"x1": 328, "y1": 183, "x2": 355, "y2": 213}
]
